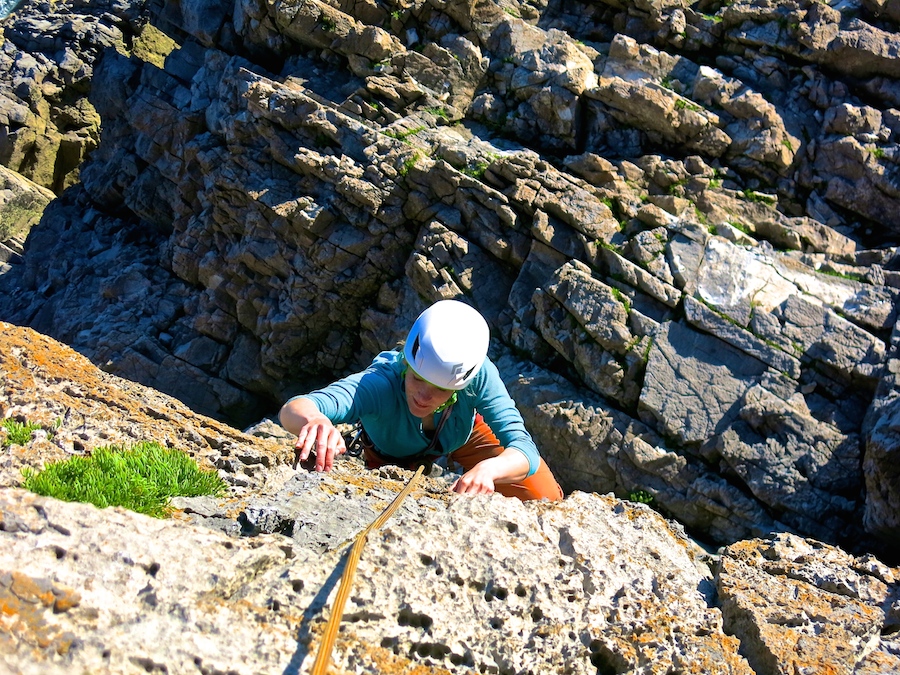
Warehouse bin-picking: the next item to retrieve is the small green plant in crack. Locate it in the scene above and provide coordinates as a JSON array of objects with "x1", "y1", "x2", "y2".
[
  {"x1": 708, "y1": 177, "x2": 722, "y2": 189},
  {"x1": 503, "y1": 6, "x2": 521, "y2": 18},
  {"x1": 700, "y1": 297, "x2": 743, "y2": 327},
  {"x1": 313, "y1": 132, "x2": 339, "y2": 150},
  {"x1": 319, "y1": 15, "x2": 336, "y2": 31},
  {"x1": 674, "y1": 99, "x2": 702, "y2": 112},
  {"x1": 694, "y1": 206, "x2": 709, "y2": 225},
  {"x1": 623, "y1": 336, "x2": 643, "y2": 354},
  {"x1": 642, "y1": 337, "x2": 654, "y2": 362},
  {"x1": 423, "y1": 106, "x2": 449, "y2": 120},
  {"x1": 819, "y1": 267, "x2": 864, "y2": 282},
  {"x1": 462, "y1": 161, "x2": 489, "y2": 178},
  {"x1": 728, "y1": 220, "x2": 752, "y2": 235},
  {"x1": 763, "y1": 337, "x2": 783, "y2": 351},
  {"x1": 871, "y1": 147, "x2": 886, "y2": 159},
  {"x1": 2, "y1": 418, "x2": 43, "y2": 447},
  {"x1": 742, "y1": 189, "x2": 777, "y2": 205},
  {"x1": 668, "y1": 179, "x2": 690, "y2": 196},
  {"x1": 777, "y1": 16, "x2": 800, "y2": 33},
  {"x1": 610, "y1": 287, "x2": 632, "y2": 313},
  {"x1": 628, "y1": 489, "x2": 655, "y2": 505},
  {"x1": 21, "y1": 441, "x2": 227, "y2": 518},
  {"x1": 384, "y1": 125, "x2": 426, "y2": 143},
  {"x1": 399, "y1": 150, "x2": 423, "y2": 177},
  {"x1": 599, "y1": 239, "x2": 622, "y2": 253}
]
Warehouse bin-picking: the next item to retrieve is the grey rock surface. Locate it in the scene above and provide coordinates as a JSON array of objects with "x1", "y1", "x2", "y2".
[{"x1": 3, "y1": 320, "x2": 900, "y2": 675}]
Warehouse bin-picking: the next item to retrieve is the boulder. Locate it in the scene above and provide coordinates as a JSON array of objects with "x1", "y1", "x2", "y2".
[
  {"x1": 718, "y1": 533, "x2": 900, "y2": 675},
  {"x1": 0, "y1": 164, "x2": 54, "y2": 247}
]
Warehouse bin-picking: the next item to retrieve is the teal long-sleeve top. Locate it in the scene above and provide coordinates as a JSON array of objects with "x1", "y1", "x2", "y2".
[{"x1": 295, "y1": 350, "x2": 540, "y2": 477}]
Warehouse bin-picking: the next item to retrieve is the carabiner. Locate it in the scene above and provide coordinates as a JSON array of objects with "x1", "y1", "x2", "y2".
[{"x1": 345, "y1": 423, "x2": 364, "y2": 457}]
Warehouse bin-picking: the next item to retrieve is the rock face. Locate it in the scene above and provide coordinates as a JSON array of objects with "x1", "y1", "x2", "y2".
[
  {"x1": 2, "y1": 0, "x2": 900, "y2": 564},
  {"x1": 0, "y1": 0, "x2": 147, "y2": 194},
  {"x1": 0, "y1": 164, "x2": 53, "y2": 266},
  {"x1": 2, "y1": 320, "x2": 899, "y2": 675},
  {"x1": 718, "y1": 534, "x2": 900, "y2": 675}
]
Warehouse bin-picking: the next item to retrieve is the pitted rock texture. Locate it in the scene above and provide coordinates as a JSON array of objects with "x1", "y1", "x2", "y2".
[
  {"x1": 717, "y1": 534, "x2": 900, "y2": 675},
  {"x1": 2, "y1": 315, "x2": 900, "y2": 675}
]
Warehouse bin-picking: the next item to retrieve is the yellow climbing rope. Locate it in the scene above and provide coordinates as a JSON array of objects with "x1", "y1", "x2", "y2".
[{"x1": 310, "y1": 464, "x2": 425, "y2": 675}]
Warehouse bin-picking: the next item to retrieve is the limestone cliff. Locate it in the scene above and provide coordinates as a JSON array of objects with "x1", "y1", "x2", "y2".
[{"x1": 2, "y1": 321, "x2": 899, "y2": 674}]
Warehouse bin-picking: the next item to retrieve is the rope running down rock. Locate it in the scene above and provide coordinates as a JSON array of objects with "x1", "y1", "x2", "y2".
[{"x1": 311, "y1": 464, "x2": 426, "y2": 675}]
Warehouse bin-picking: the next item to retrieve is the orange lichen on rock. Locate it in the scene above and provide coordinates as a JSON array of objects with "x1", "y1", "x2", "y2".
[
  {"x1": 0, "y1": 321, "x2": 292, "y2": 485},
  {"x1": 718, "y1": 552, "x2": 884, "y2": 675},
  {"x1": 0, "y1": 570, "x2": 80, "y2": 658}
]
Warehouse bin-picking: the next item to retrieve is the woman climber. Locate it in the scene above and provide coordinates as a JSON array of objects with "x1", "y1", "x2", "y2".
[{"x1": 278, "y1": 299, "x2": 563, "y2": 502}]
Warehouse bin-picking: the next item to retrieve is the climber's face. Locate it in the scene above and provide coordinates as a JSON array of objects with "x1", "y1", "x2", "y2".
[{"x1": 405, "y1": 369, "x2": 454, "y2": 418}]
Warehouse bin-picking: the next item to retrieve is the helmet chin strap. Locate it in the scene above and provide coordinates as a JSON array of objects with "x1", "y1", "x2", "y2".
[{"x1": 434, "y1": 392, "x2": 458, "y2": 412}]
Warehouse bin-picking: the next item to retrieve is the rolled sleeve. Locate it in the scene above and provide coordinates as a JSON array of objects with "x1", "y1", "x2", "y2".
[{"x1": 471, "y1": 359, "x2": 541, "y2": 477}]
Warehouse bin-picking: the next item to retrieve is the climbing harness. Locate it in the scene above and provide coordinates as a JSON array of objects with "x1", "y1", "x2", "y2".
[
  {"x1": 310, "y1": 464, "x2": 425, "y2": 675},
  {"x1": 344, "y1": 402, "x2": 453, "y2": 465},
  {"x1": 344, "y1": 424, "x2": 366, "y2": 457}
]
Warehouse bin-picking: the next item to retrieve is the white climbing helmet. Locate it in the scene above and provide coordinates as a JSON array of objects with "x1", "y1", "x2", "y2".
[{"x1": 403, "y1": 300, "x2": 490, "y2": 390}]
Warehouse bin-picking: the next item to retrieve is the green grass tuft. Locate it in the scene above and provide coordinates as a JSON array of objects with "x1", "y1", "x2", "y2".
[
  {"x1": 384, "y1": 125, "x2": 426, "y2": 143},
  {"x1": 21, "y1": 441, "x2": 227, "y2": 518},
  {"x1": 819, "y1": 267, "x2": 864, "y2": 282},
  {"x1": 422, "y1": 106, "x2": 449, "y2": 120},
  {"x1": 2, "y1": 419, "x2": 43, "y2": 447},
  {"x1": 462, "y1": 161, "x2": 489, "y2": 178}
]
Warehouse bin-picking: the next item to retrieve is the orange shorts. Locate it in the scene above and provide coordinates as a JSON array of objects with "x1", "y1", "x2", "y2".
[{"x1": 363, "y1": 414, "x2": 563, "y2": 502}]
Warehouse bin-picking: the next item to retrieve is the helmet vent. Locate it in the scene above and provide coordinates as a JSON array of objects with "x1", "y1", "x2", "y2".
[{"x1": 411, "y1": 336, "x2": 420, "y2": 359}]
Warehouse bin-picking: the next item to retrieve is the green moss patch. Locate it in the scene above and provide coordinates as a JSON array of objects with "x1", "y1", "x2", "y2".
[{"x1": 22, "y1": 441, "x2": 227, "y2": 518}]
